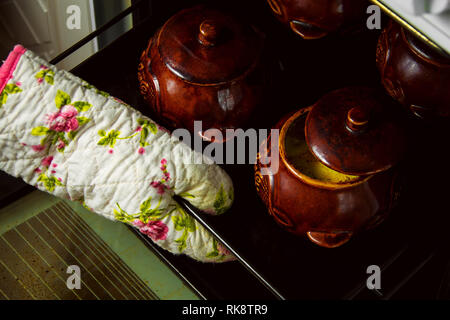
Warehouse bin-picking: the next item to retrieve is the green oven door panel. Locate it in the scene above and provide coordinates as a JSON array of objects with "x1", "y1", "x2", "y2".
[{"x1": 0, "y1": 190, "x2": 200, "y2": 300}]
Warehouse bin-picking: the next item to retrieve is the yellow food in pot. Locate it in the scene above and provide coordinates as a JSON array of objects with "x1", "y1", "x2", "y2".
[{"x1": 285, "y1": 118, "x2": 359, "y2": 184}]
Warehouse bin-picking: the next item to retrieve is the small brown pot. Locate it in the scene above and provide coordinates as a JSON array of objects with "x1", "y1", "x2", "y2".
[
  {"x1": 266, "y1": 0, "x2": 369, "y2": 39},
  {"x1": 255, "y1": 87, "x2": 406, "y2": 248},
  {"x1": 376, "y1": 21, "x2": 450, "y2": 120},
  {"x1": 138, "y1": 6, "x2": 265, "y2": 138}
]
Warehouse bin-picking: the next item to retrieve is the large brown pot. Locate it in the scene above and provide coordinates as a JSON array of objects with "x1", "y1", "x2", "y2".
[
  {"x1": 376, "y1": 21, "x2": 450, "y2": 120},
  {"x1": 266, "y1": 0, "x2": 369, "y2": 39},
  {"x1": 138, "y1": 6, "x2": 265, "y2": 138},
  {"x1": 255, "y1": 87, "x2": 406, "y2": 248}
]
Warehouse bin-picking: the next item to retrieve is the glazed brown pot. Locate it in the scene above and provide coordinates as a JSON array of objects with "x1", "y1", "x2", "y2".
[
  {"x1": 138, "y1": 6, "x2": 265, "y2": 138},
  {"x1": 377, "y1": 21, "x2": 450, "y2": 120},
  {"x1": 266, "y1": 0, "x2": 369, "y2": 39},
  {"x1": 255, "y1": 87, "x2": 406, "y2": 248}
]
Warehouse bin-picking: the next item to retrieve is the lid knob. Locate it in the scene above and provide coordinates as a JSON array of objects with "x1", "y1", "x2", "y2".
[
  {"x1": 305, "y1": 87, "x2": 406, "y2": 176},
  {"x1": 346, "y1": 106, "x2": 369, "y2": 132},
  {"x1": 198, "y1": 20, "x2": 221, "y2": 46}
]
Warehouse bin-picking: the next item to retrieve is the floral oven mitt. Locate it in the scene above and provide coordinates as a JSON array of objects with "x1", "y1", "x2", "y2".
[{"x1": 0, "y1": 45, "x2": 234, "y2": 262}]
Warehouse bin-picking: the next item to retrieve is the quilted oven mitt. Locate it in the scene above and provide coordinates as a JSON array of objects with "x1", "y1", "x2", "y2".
[{"x1": 0, "y1": 45, "x2": 235, "y2": 263}]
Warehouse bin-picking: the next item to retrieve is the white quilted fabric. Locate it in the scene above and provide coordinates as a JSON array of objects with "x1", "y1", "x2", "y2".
[{"x1": 0, "y1": 46, "x2": 235, "y2": 263}]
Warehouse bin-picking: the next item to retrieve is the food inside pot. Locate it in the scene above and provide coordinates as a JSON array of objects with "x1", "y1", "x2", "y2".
[{"x1": 284, "y1": 114, "x2": 360, "y2": 184}]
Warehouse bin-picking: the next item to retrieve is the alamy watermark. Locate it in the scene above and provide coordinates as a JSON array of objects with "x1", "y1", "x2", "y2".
[
  {"x1": 366, "y1": 264, "x2": 381, "y2": 292},
  {"x1": 65, "y1": 4, "x2": 382, "y2": 32},
  {"x1": 172, "y1": 121, "x2": 279, "y2": 175},
  {"x1": 366, "y1": 5, "x2": 382, "y2": 30},
  {"x1": 66, "y1": 5, "x2": 81, "y2": 30},
  {"x1": 66, "y1": 265, "x2": 81, "y2": 290}
]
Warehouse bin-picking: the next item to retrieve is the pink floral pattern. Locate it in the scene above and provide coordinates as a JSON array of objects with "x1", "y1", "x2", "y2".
[
  {"x1": 150, "y1": 158, "x2": 171, "y2": 194},
  {"x1": 30, "y1": 90, "x2": 91, "y2": 153},
  {"x1": 31, "y1": 144, "x2": 45, "y2": 152},
  {"x1": 132, "y1": 219, "x2": 168, "y2": 241},
  {"x1": 33, "y1": 156, "x2": 63, "y2": 192},
  {"x1": 41, "y1": 156, "x2": 54, "y2": 167},
  {"x1": 35, "y1": 65, "x2": 54, "y2": 85},
  {"x1": 217, "y1": 242, "x2": 232, "y2": 256},
  {"x1": 46, "y1": 105, "x2": 79, "y2": 132},
  {"x1": 206, "y1": 239, "x2": 235, "y2": 261}
]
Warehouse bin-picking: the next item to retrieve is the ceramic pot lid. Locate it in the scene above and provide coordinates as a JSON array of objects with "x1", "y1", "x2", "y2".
[
  {"x1": 305, "y1": 87, "x2": 407, "y2": 176},
  {"x1": 157, "y1": 6, "x2": 263, "y2": 85}
]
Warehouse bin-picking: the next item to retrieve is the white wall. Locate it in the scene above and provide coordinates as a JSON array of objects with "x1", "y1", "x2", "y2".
[{"x1": 0, "y1": 0, "x2": 98, "y2": 70}]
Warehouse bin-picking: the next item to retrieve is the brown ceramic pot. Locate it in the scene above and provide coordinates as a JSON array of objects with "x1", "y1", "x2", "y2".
[
  {"x1": 376, "y1": 21, "x2": 450, "y2": 120},
  {"x1": 255, "y1": 87, "x2": 406, "y2": 248},
  {"x1": 138, "y1": 6, "x2": 265, "y2": 138},
  {"x1": 266, "y1": 0, "x2": 369, "y2": 39}
]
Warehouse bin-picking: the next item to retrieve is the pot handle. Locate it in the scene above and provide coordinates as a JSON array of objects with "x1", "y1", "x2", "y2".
[
  {"x1": 289, "y1": 20, "x2": 328, "y2": 40},
  {"x1": 267, "y1": 0, "x2": 282, "y2": 16},
  {"x1": 307, "y1": 231, "x2": 353, "y2": 248}
]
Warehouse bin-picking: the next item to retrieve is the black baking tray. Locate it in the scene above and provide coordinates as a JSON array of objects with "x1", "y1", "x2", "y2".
[{"x1": 3, "y1": 0, "x2": 450, "y2": 299}]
